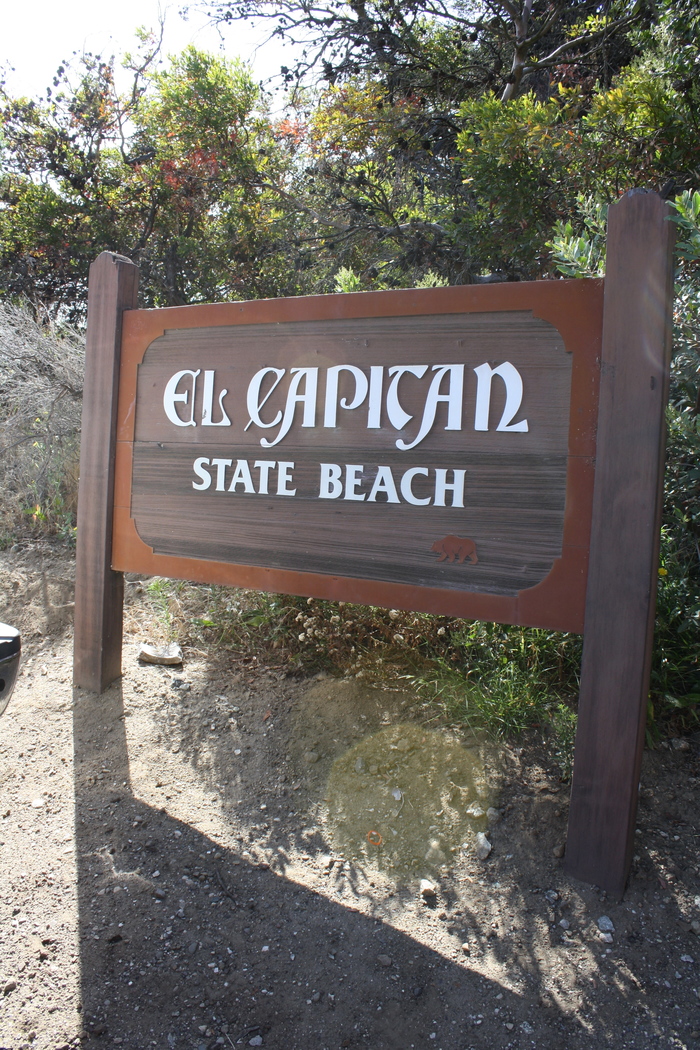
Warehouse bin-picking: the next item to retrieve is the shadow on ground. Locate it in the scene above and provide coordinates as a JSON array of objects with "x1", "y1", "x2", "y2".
[{"x1": 72, "y1": 667, "x2": 642, "y2": 1050}]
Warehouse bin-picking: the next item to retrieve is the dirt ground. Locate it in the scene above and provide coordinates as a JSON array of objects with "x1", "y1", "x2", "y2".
[{"x1": 2, "y1": 541, "x2": 700, "y2": 1050}]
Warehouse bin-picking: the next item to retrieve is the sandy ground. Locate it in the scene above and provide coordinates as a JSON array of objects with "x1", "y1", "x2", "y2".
[{"x1": 1, "y1": 541, "x2": 700, "y2": 1050}]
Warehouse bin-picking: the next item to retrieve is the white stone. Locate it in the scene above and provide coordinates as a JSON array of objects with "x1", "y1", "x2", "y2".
[
  {"x1": 138, "y1": 643, "x2": 183, "y2": 666},
  {"x1": 475, "y1": 832, "x2": 492, "y2": 860}
]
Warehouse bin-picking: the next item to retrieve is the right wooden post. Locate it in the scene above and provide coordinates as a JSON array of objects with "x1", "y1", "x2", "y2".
[{"x1": 565, "y1": 190, "x2": 676, "y2": 895}]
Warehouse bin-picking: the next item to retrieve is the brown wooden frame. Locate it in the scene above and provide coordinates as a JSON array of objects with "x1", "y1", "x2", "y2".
[
  {"x1": 73, "y1": 253, "x2": 138, "y2": 693},
  {"x1": 73, "y1": 190, "x2": 675, "y2": 897},
  {"x1": 112, "y1": 278, "x2": 602, "y2": 632},
  {"x1": 564, "y1": 190, "x2": 675, "y2": 895}
]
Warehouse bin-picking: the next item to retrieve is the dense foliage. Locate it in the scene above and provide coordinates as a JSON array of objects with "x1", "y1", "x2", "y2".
[{"x1": 0, "y1": 0, "x2": 698, "y2": 736}]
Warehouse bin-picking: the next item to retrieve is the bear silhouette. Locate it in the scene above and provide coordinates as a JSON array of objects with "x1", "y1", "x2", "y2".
[{"x1": 431, "y1": 535, "x2": 478, "y2": 565}]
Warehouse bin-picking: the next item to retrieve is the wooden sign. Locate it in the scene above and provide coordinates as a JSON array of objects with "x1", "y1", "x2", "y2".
[
  {"x1": 111, "y1": 281, "x2": 601, "y2": 632},
  {"x1": 73, "y1": 190, "x2": 675, "y2": 897}
]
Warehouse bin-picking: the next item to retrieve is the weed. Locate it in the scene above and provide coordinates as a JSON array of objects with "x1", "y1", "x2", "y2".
[
  {"x1": 0, "y1": 302, "x2": 83, "y2": 542},
  {"x1": 549, "y1": 703, "x2": 578, "y2": 781}
]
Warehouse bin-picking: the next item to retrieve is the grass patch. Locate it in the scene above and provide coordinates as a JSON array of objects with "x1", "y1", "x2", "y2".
[{"x1": 136, "y1": 579, "x2": 582, "y2": 756}]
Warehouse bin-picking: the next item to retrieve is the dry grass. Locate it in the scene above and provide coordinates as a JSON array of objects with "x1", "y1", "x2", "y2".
[{"x1": 0, "y1": 301, "x2": 84, "y2": 545}]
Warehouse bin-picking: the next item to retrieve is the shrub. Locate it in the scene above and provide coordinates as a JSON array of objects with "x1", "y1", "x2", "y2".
[{"x1": 0, "y1": 302, "x2": 83, "y2": 545}]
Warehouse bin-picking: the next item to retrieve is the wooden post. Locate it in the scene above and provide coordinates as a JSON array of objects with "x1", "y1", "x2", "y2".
[
  {"x1": 565, "y1": 190, "x2": 675, "y2": 895},
  {"x1": 73, "y1": 253, "x2": 139, "y2": 692}
]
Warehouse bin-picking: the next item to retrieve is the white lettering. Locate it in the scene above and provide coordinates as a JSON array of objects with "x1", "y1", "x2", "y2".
[
  {"x1": 228, "y1": 459, "x2": 255, "y2": 493},
  {"x1": 246, "y1": 367, "x2": 285, "y2": 431},
  {"x1": 367, "y1": 366, "x2": 383, "y2": 428},
  {"x1": 163, "y1": 369, "x2": 199, "y2": 427},
  {"x1": 277, "y1": 461, "x2": 296, "y2": 496},
  {"x1": 192, "y1": 457, "x2": 212, "y2": 490},
  {"x1": 344, "y1": 464, "x2": 366, "y2": 501},
  {"x1": 262, "y1": 368, "x2": 318, "y2": 448},
  {"x1": 235, "y1": 358, "x2": 531, "y2": 445},
  {"x1": 400, "y1": 466, "x2": 431, "y2": 506},
  {"x1": 386, "y1": 365, "x2": 428, "y2": 432},
  {"x1": 254, "y1": 460, "x2": 276, "y2": 494},
  {"x1": 323, "y1": 365, "x2": 368, "y2": 427},
  {"x1": 434, "y1": 468, "x2": 466, "y2": 507},
  {"x1": 473, "y1": 361, "x2": 528, "y2": 432},
  {"x1": 367, "y1": 466, "x2": 400, "y2": 503},
  {"x1": 201, "y1": 370, "x2": 231, "y2": 427},
  {"x1": 397, "y1": 364, "x2": 464, "y2": 451},
  {"x1": 210, "y1": 458, "x2": 232, "y2": 491},
  {"x1": 319, "y1": 463, "x2": 343, "y2": 499}
]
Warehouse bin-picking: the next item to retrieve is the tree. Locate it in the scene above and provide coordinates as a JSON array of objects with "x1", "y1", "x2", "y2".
[
  {"x1": 0, "y1": 43, "x2": 302, "y2": 316},
  {"x1": 185, "y1": 0, "x2": 653, "y2": 289},
  {"x1": 204, "y1": 0, "x2": 648, "y2": 101}
]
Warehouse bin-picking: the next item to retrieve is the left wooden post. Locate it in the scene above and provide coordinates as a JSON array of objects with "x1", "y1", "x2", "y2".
[{"x1": 73, "y1": 252, "x2": 139, "y2": 693}]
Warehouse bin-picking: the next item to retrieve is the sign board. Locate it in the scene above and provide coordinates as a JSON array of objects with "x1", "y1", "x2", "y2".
[
  {"x1": 74, "y1": 190, "x2": 675, "y2": 896},
  {"x1": 112, "y1": 282, "x2": 601, "y2": 632}
]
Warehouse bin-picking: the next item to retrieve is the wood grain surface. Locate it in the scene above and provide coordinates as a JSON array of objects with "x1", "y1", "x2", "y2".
[
  {"x1": 73, "y1": 252, "x2": 138, "y2": 691},
  {"x1": 131, "y1": 311, "x2": 569, "y2": 595},
  {"x1": 113, "y1": 280, "x2": 603, "y2": 631},
  {"x1": 565, "y1": 190, "x2": 676, "y2": 895}
]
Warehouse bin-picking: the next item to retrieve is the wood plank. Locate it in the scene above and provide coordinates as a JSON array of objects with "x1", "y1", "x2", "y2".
[
  {"x1": 129, "y1": 445, "x2": 568, "y2": 594},
  {"x1": 133, "y1": 312, "x2": 571, "y2": 453},
  {"x1": 565, "y1": 190, "x2": 675, "y2": 895},
  {"x1": 113, "y1": 278, "x2": 602, "y2": 633},
  {"x1": 73, "y1": 253, "x2": 138, "y2": 692}
]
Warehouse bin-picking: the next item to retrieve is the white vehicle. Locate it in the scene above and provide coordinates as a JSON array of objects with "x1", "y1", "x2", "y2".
[{"x1": 0, "y1": 624, "x2": 20, "y2": 716}]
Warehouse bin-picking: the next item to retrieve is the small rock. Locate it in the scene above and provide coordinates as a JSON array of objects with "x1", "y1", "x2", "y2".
[
  {"x1": 153, "y1": 887, "x2": 166, "y2": 899},
  {"x1": 559, "y1": 918, "x2": 570, "y2": 930},
  {"x1": 486, "y1": 807, "x2": 501, "y2": 825},
  {"x1": 505, "y1": 1022, "x2": 514, "y2": 1031},
  {"x1": 31, "y1": 798, "x2": 44, "y2": 809},
  {"x1": 681, "y1": 955, "x2": 695, "y2": 964},
  {"x1": 354, "y1": 757, "x2": 366, "y2": 773},
  {"x1": 466, "y1": 802, "x2": 485, "y2": 818},
  {"x1": 377, "y1": 954, "x2": 392, "y2": 967},
  {"x1": 420, "y1": 879, "x2": 437, "y2": 900},
  {"x1": 671, "y1": 738, "x2": 691, "y2": 751},
  {"x1": 170, "y1": 678, "x2": 190, "y2": 691},
  {"x1": 552, "y1": 843, "x2": 565, "y2": 859},
  {"x1": 249, "y1": 1036, "x2": 263, "y2": 1046},
  {"x1": 521, "y1": 1021, "x2": 534, "y2": 1034},
  {"x1": 139, "y1": 643, "x2": 183, "y2": 666},
  {"x1": 187, "y1": 941, "x2": 198, "y2": 955},
  {"x1": 691, "y1": 920, "x2": 700, "y2": 935},
  {"x1": 600, "y1": 931, "x2": 614, "y2": 944},
  {"x1": 425, "y1": 843, "x2": 447, "y2": 864},
  {"x1": 544, "y1": 889, "x2": 559, "y2": 904},
  {"x1": 461, "y1": 942, "x2": 470, "y2": 955},
  {"x1": 597, "y1": 915, "x2": 615, "y2": 933},
  {"x1": 3, "y1": 980, "x2": 17, "y2": 995},
  {"x1": 475, "y1": 832, "x2": 492, "y2": 861},
  {"x1": 303, "y1": 751, "x2": 320, "y2": 764}
]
